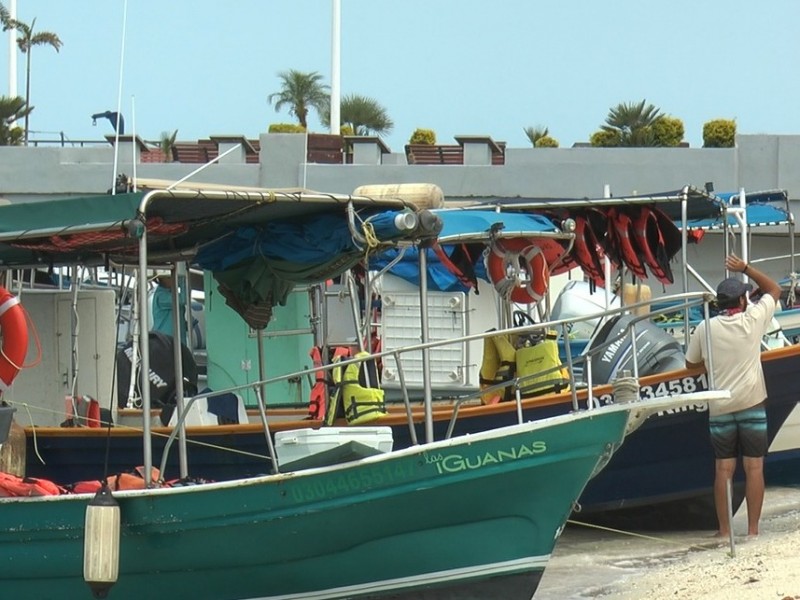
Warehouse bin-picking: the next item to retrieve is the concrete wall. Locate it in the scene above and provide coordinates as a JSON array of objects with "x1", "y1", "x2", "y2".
[{"x1": 1, "y1": 133, "x2": 798, "y2": 202}]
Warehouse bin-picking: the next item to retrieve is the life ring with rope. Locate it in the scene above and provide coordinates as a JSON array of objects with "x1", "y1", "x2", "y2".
[
  {"x1": 486, "y1": 239, "x2": 549, "y2": 304},
  {"x1": 0, "y1": 286, "x2": 27, "y2": 392}
]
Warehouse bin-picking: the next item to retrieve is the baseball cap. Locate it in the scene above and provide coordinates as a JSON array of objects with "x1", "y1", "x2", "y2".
[{"x1": 716, "y1": 277, "x2": 752, "y2": 301}]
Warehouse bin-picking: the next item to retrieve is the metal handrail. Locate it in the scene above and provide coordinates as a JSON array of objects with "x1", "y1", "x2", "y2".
[{"x1": 160, "y1": 290, "x2": 717, "y2": 475}]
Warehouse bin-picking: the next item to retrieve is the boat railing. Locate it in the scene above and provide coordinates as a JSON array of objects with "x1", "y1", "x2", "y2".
[
  {"x1": 440, "y1": 291, "x2": 717, "y2": 439},
  {"x1": 159, "y1": 290, "x2": 717, "y2": 474}
]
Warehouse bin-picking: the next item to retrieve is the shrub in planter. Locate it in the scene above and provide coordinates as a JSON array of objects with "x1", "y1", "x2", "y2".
[
  {"x1": 703, "y1": 119, "x2": 736, "y2": 148},
  {"x1": 534, "y1": 135, "x2": 559, "y2": 148},
  {"x1": 590, "y1": 129, "x2": 621, "y2": 147},
  {"x1": 268, "y1": 123, "x2": 306, "y2": 133},
  {"x1": 409, "y1": 128, "x2": 436, "y2": 145},
  {"x1": 652, "y1": 116, "x2": 684, "y2": 147}
]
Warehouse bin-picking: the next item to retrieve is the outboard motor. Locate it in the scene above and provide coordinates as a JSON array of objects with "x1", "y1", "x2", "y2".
[
  {"x1": 116, "y1": 331, "x2": 198, "y2": 422},
  {"x1": 584, "y1": 314, "x2": 685, "y2": 384}
]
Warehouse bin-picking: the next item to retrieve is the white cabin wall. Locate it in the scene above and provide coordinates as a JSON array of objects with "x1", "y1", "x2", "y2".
[
  {"x1": 7, "y1": 289, "x2": 117, "y2": 427},
  {"x1": 379, "y1": 274, "x2": 500, "y2": 393}
]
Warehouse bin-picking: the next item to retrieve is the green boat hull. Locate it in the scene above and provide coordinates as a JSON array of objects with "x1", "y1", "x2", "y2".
[{"x1": 0, "y1": 406, "x2": 633, "y2": 600}]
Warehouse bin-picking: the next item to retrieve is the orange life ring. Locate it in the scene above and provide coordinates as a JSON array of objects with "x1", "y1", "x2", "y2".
[
  {"x1": 487, "y1": 239, "x2": 549, "y2": 304},
  {"x1": 0, "y1": 287, "x2": 28, "y2": 391}
]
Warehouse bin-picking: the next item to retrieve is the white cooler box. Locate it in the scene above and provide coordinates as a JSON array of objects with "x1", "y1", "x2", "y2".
[{"x1": 274, "y1": 426, "x2": 394, "y2": 467}]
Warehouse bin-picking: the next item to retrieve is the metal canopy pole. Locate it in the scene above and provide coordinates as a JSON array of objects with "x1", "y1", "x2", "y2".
[
  {"x1": 418, "y1": 247, "x2": 434, "y2": 443},
  {"x1": 255, "y1": 327, "x2": 279, "y2": 474},
  {"x1": 171, "y1": 262, "x2": 188, "y2": 479},
  {"x1": 137, "y1": 228, "x2": 153, "y2": 486},
  {"x1": 681, "y1": 187, "x2": 691, "y2": 350}
]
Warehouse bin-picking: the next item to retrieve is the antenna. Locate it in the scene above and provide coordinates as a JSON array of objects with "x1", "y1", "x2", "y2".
[
  {"x1": 111, "y1": 0, "x2": 129, "y2": 195},
  {"x1": 131, "y1": 96, "x2": 137, "y2": 192}
]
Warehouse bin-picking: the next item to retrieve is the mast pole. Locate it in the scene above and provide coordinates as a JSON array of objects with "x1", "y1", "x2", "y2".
[
  {"x1": 8, "y1": 0, "x2": 16, "y2": 100},
  {"x1": 330, "y1": 0, "x2": 341, "y2": 135}
]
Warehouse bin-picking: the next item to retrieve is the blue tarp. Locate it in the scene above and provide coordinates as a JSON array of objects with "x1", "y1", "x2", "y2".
[
  {"x1": 370, "y1": 210, "x2": 560, "y2": 292},
  {"x1": 683, "y1": 189, "x2": 790, "y2": 229},
  {"x1": 196, "y1": 210, "x2": 416, "y2": 271},
  {"x1": 370, "y1": 246, "x2": 489, "y2": 292},
  {"x1": 435, "y1": 209, "x2": 560, "y2": 241}
]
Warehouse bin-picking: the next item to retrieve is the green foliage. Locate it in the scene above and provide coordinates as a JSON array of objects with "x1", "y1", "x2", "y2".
[
  {"x1": 339, "y1": 124, "x2": 354, "y2": 137},
  {"x1": 159, "y1": 129, "x2": 178, "y2": 162},
  {"x1": 602, "y1": 100, "x2": 662, "y2": 146},
  {"x1": 3, "y1": 125, "x2": 23, "y2": 145},
  {"x1": 409, "y1": 128, "x2": 436, "y2": 145},
  {"x1": 267, "y1": 70, "x2": 329, "y2": 129},
  {"x1": 590, "y1": 129, "x2": 621, "y2": 147},
  {"x1": 535, "y1": 135, "x2": 559, "y2": 148},
  {"x1": 523, "y1": 125, "x2": 549, "y2": 147},
  {"x1": 268, "y1": 123, "x2": 306, "y2": 133},
  {"x1": 321, "y1": 94, "x2": 393, "y2": 136},
  {"x1": 7, "y1": 13, "x2": 62, "y2": 143},
  {"x1": 652, "y1": 116, "x2": 685, "y2": 147},
  {"x1": 0, "y1": 95, "x2": 32, "y2": 145},
  {"x1": 703, "y1": 119, "x2": 736, "y2": 148}
]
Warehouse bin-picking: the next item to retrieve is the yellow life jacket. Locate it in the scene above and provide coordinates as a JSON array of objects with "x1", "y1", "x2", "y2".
[
  {"x1": 479, "y1": 331, "x2": 518, "y2": 404},
  {"x1": 326, "y1": 350, "x2": 387, "y2": 426},
  {"x1": 481, "y1": 329, "x2": 570, "y2": 403},
  {"x1": 515, "y1": 330, "x2": 570, "y2": 397}
]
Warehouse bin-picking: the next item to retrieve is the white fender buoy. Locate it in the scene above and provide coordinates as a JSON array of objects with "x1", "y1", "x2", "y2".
[
  {"x1": 83, "y1": 482, "x2": 120, "y2": 599},
  {"x1": 353, "y1": 183, "x2": 445, "y2": 210}
]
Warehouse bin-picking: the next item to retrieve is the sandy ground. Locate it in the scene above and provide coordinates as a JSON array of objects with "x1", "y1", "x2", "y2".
[{"x1": 536, "y1": 485, "x2": 800, "y2": 600}]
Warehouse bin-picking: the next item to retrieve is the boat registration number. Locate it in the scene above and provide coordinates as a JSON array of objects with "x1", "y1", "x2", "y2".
[{"x1": 594, "y1": 372, "x2": 709, "y2": 410}]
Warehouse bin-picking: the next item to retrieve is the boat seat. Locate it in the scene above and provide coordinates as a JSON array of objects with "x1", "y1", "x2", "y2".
[{"x1": 168, "y1": 392, "x2": 248, "y2": 427}]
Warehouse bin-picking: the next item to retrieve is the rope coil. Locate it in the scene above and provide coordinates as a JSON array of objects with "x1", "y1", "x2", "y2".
[{"x1": 612, "y1": 370, "x2": 640, "y2": 404}]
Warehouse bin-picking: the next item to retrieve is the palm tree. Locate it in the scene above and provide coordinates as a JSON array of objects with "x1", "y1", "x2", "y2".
[
  {"x1": 7, "y1": 14, "x2": 62, "y2": 144},
  {"x1": 322, "y1": 94, "x2": 393, "y2": 136},
  {"x1": 160, "y1": 129, "x2": 178, "y2": 162},
  {"x1": 523, "y1": 126, "x2": 549, "y2": 147},
  {"x1": 602, "y1": 100, "x2": 662, "y2": 147},
  {"x1": 0, "y1": 95, "x2": 32, "y2": 145},
  {"x1": 0, "y1": 4, "x2": 10, "y2": 28},
  {"x1": 267, "y1": 70, "x2": 329, "y2": 129}
]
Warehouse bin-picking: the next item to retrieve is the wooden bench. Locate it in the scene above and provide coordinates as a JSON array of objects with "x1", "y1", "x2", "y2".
[
  {"x1": 198, "y1": 139, "x2": 219, "y2": 162},
  {"x1": 406, "y1": 140, "x2": 506, "y2": 165},
  {"x1": 172, "y1": 142, "x2": 209, "y2": 163},
  {"x1": 140, "y1": 148, "x2": 167, "y2": 163},
  {"x1": 405, "y1": 144, "x2": 464, "y2": 165},
  {"x1": 492, "y1": 142, "x2": 506, "y2": 165},
  {"x1": 455, "y1": 136, "x2": 506, "y2": 165},
  {"x1": 307, "y1": 133, "x2": 343, "y2": 164},
  {"x1": 246, "y1": 139, "x2": 260, "y2": 164}
]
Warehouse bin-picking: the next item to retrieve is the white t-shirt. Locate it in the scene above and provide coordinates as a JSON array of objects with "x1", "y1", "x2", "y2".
[{"x1": 685, "y1": 294, "x2": 776, "y2": 417}]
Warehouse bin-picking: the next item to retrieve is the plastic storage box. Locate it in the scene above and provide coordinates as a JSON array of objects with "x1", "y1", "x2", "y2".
[{"x1": 274, "y1": 426, "x2": 394, "y2": 467}]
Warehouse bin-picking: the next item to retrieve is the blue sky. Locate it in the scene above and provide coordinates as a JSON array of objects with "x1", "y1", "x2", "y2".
[{"x1": 2, "y1": 0, "x2": 799, "y2": 150}]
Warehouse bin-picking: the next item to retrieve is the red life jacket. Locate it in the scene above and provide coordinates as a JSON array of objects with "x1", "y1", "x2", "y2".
[
  {"x1": 571, "y1": 211, "x2": 608, "y2": 286},
  {"x1": 632, "y1": 206, "x2": 682, "y2": 284},
  {"x1": 308, "y1": 346, "x2": 326, "y2": 420},
  {"x1": 0, "y1": 472, "x2": 63, "y2": 497},
  {"x1": 607, "y1": 207, "x2": 648, "y2": 280},
  {"x1": 308, "y1": 346, "x2": 352, "y2": 420}
]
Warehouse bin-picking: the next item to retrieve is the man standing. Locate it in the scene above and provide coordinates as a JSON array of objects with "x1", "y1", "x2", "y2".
[{"x1": 685, "y1": 254, "x2": 781, "y2": 537}]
